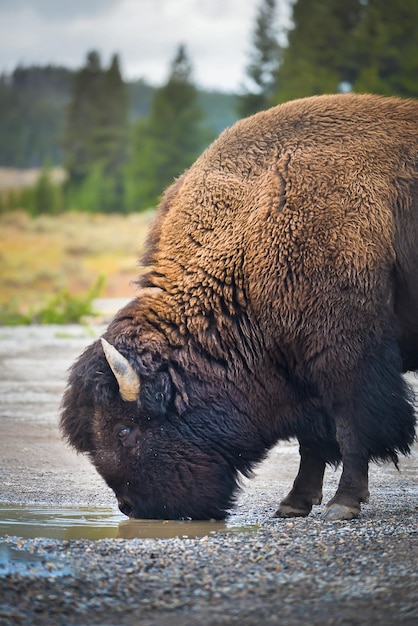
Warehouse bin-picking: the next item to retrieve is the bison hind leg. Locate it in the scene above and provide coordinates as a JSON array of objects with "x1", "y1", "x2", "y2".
[
  {"x1": 274, "y1": 437, "x2": 340, "y2": 519},
  {"x1": 323, "y1": 334, "x2": 416, "y2": 521}
]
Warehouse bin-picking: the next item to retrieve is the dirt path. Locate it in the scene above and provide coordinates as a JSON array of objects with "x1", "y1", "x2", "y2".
[
  {"x1": 0, "y1": 325, "x2": 113, "y2": 507},
  {"x1": 0, "y1": 325, "x2": 417, "y2": 625}
]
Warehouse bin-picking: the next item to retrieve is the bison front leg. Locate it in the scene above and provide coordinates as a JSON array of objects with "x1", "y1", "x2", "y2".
[
  {"x1": 323, "y1": 418, "x2": 370, "y2": 521},
  {"x1": 274, "y1": 444, "x2": 326, "y2": 518}
]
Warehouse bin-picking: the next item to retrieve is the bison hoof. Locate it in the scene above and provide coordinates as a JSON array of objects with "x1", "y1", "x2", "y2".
[
  {"x1": 322, "y1": 503, "x2": 360, "y2": 521},
  {"x1": 274, "y1": 504, "x2": 311, "y2": 518}
]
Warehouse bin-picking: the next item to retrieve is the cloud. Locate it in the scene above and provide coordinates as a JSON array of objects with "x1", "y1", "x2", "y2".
[
  {"x1": 0, "y1": 0, "x2": 291, "y2": 90},
  {"x1": 0, "y1": 0, "x2": 118, "y2": 20}
]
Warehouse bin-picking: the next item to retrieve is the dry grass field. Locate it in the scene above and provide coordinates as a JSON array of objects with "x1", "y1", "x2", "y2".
[
  {"x1": 0, "y1": 209, "x2": 155, "y2": 317},
  {"x1": 0, "y1": 166, "x2": 67, "y2": 189}
]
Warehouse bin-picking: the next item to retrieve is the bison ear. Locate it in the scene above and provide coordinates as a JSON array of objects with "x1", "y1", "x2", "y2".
[
  {"x1": 60, "y1": 384, "x2": 95, "y2": 454},
  {"x1": 101, "y1": 338, "x2": 141, "y2": 402},
  {"x1": 60, "y1": 341, "x2": 104, "y2": 454}
]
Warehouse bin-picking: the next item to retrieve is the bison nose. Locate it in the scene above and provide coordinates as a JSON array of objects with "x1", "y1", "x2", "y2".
[{"x1": 117, "y1": 497, "x2": 133, "y2": 517}]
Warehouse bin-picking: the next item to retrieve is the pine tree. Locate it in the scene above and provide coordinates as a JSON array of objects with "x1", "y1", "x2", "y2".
[
  {"x1": 95, "y1": 54, "x2": 129, "y2": 174},
  {"x1": 33, "y1": 164, "x2": 62, "y2": 215},
  {"x1": 271, "y1": 0, "x2": 360, "y2": 103},
  {"x1": 95, "y1": 54, "x2": 129, "y2": 212},
  {"x1": 350, "y1": 0, "x2": 418, "y2": 97},
  {"x1": 62, "y1": 51, "x2": 130, "y2": 212},
  {"x1": 126, "y1": 45, "x2": 209, "y2": 211},
  {"x1": 63, "y1": 51, "x2": 103, "y2": 184},
  {"x1": 270, "y1": 0, "x2": 418, "y2": 103},
  {"x1": 238, "y1": 0, "x2": 281, "y2": 117}
]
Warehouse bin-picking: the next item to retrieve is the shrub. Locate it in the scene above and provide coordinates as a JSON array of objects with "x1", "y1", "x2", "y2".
[{"x1": 0, "y1": 275, "x2": 105, "y2": 326}]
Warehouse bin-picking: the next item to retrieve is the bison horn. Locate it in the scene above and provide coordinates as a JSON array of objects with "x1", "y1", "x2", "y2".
[{"x1": 101, "y1": 338, "x2": 140, "y2": 402}]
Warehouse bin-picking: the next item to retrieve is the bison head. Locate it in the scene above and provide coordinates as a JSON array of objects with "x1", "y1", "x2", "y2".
[{"x1": 60, "y1": 326, "x2": 271, "y2": 520}]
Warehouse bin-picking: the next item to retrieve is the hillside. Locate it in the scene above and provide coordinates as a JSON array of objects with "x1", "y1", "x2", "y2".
[{"x1": 0, "y1": 65, "x2": 239, "y2": 168}]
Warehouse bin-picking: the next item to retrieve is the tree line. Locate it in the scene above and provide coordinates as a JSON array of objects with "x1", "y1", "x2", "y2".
[
  {"x1": 1, "y1": 0, "x2": 417, "y2": 215},
  {"x1": 0, "y1": 47, "x2": 236, "y2": 215}
]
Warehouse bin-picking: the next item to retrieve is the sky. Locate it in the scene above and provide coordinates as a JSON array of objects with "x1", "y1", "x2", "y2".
[{"x1": 0, "y1": 0, "x2": 292, "y2": 92}]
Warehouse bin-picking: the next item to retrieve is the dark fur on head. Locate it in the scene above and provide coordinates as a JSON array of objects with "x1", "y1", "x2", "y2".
[{"x1": 61, "y1": 322, "x2": 274, "y2": 519}]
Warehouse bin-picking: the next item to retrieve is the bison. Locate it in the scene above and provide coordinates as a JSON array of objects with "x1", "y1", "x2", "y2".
[{"x1": 61, "y1": 93, "x2": 417, "y2": 521}]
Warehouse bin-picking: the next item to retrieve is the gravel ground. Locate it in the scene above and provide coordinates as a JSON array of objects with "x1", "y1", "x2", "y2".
[{"x1": 0, "y1": 324, "x2": 417, "y2": 626}]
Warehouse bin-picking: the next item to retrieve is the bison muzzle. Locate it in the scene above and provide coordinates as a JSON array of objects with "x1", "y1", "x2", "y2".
[{"x1": 61, "y1": 94, "x2": 417, "y2": 521}]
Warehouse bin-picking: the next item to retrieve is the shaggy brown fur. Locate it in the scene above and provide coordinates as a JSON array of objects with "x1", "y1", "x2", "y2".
[{"x1": 61, "y1": 94, "x2": 417, "y2": 521}]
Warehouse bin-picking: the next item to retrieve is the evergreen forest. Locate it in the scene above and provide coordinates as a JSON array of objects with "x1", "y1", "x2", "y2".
[{"x1": 1, "y1": 0, "x2": 417, "y2": 215}]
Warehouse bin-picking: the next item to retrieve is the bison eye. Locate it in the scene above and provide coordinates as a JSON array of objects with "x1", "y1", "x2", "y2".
[
  {"x1": 118, "y1": 426, "x2": 132, "y2": 440},
  {"x1": 155, "y1": 392, "x2": 165, "y2": 403}
]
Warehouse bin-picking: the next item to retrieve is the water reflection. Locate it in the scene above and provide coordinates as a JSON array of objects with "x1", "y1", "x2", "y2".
[
  {"x1": 0, "y1": 504, "x2": 257, "y2": 540},
  {"x1": 0, "y1": 504, "x2": 123, "y2": 540},
  {"x1": 118, "y1": 518, "x2": 229, "y2": 539}
]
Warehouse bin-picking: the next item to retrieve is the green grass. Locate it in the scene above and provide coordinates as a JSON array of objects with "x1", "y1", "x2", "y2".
[
  {"x1": 0, "y1": 210, "x2": 154, "y2": 325},
  {"x1": 0, "y1": 276, "x2": 105, "y2": 325}
]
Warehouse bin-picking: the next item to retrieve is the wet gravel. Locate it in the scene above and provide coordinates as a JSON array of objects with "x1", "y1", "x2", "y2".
[
  {"x1": 0, "y1": 325, "x2": 417, "y2": 625},
  {"x1": 1, "y1": 514, "x2": 418, "y2": 626}
]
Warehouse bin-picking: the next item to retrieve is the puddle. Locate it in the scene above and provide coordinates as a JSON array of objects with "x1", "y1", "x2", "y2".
[
  {"x1": 0, "y1": 541, "x2": 69, "y2": 578},
  {"x1": 0, "y1": 504, "x2": 125, "y2": 540},
  {"x1": 0, "y1": 504, "x2": 258, "y2": 540},
  {"x1": 118, "y1": 518, "x2": 257, "y2": 539}
]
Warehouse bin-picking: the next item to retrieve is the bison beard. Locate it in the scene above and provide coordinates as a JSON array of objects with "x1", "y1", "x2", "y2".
[{"x1": 61, "y1": 94, "x2": 417, "y2": 521}]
